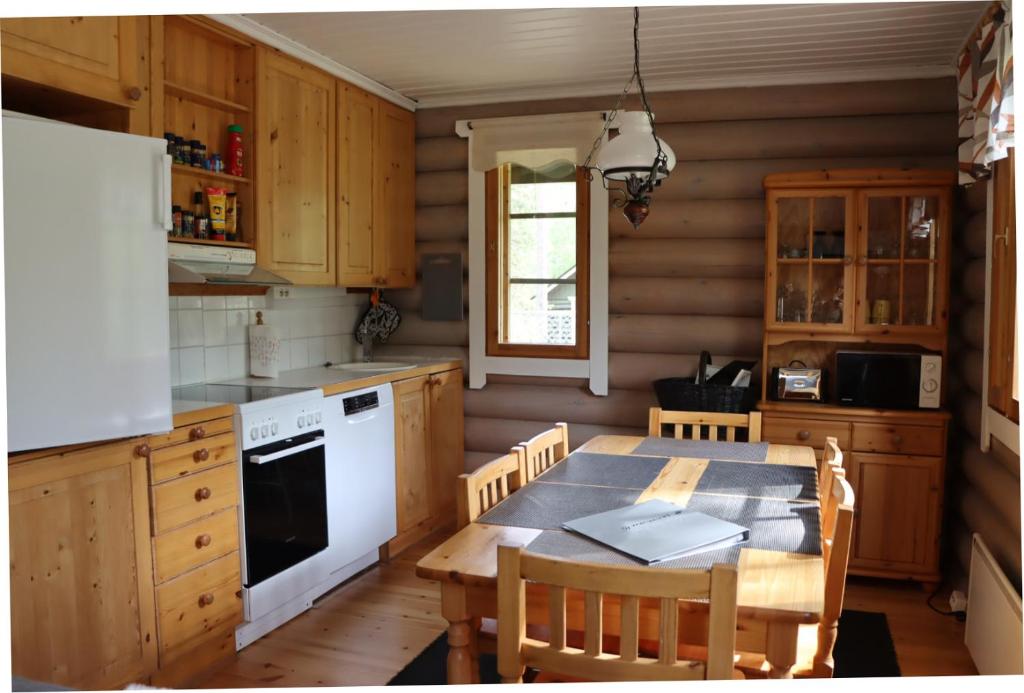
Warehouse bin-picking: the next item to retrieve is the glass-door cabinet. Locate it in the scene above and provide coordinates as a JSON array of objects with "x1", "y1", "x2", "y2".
[
  {"x1": 856, "y1": 189, "x2": 951, "y2": 334},
  {"x1": 766, "y1": 190, "x2": 856, "y2": 331}
]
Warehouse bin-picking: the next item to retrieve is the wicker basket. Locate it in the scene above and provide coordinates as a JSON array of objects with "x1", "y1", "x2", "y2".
[{"x1": 652, "y1": 352, "x2": 756, "y2": 414}]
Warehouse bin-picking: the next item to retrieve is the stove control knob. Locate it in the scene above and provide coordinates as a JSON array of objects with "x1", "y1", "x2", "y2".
[
  {"x1": 261, "y1": 424, "x2": 269, "y2": 438},
  {"x1": 249, "y1": 427, "x2": 258, "y2": 441},
  {"x1": 297, "y1": 416, "x2": 305, "y2": 429},
  {"x1": 922, "y1": 379, "x2": 938, "y2": 393},
  {"x1": 306, "y1": 413, "x2": 314, "y2": 426},
  {"x1": 271, "y1": 422, "x2": 279, "y2": 435},
  {"x1": 315, "y1": 411, "x2": 322, "y2": 424}
]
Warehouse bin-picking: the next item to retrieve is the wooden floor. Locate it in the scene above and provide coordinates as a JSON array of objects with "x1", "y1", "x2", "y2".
[{"x1": 198, "y1": 531, "x2": 976, "y2": 687}]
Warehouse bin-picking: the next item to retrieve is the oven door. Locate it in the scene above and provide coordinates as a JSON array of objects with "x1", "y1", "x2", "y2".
[{"x1": 241, "y1": 430, "x2": 328, "y2": 587}]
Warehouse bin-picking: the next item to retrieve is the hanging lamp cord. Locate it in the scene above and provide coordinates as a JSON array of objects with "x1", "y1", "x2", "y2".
[{"x1": 633, "y1": 5, "x2": 666, "y2": 192}]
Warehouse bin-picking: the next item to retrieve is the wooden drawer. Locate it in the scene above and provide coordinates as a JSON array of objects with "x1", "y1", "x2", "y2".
[
  {"x1": 150, "y1": 432, "x2": 237, "y2": 484},
  {"x1": 151, "y1": 463, "x2": 239, "y2": 535},
  {"x1": 153, "y1": 507, "x2": 238, "y2": 584},
  {"x1": 156, "y1": 552, "x2": 242, "y2": 656},
  {"x1": 149, "y1": 416, "x2": 234, "y2": 451},
  {"x1": 851, "y1": 423, "x2": 945, "y2": 456},
  {"x1": 762, "y1": 417, "x2": 852, "y2": 452}
]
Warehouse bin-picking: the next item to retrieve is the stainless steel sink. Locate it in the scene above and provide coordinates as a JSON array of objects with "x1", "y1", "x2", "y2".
[{"x1": 328, "y1": 361, "x2": 416, "y2": 373}]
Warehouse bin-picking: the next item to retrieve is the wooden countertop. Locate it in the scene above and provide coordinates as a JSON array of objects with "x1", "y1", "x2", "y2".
[
  {"x1": 757, "y1": 400, "x2": 951, "y2": 422},
  {"x1": 171, "y1": 402, "x2": 235, "y2": 428},
  {"x1": 321, "y1": 360, "x2": 463, "y2": 397}
]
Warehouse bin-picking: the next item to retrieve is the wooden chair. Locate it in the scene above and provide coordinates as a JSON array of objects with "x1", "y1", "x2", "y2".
[
  {"x1": 818, "y1": 437, "x2": 845, "y2": 519},
  {"x1": 519, "y1": 423, "x2": 570, "y2": 483},
  {"x1": 496, "y1": 545, "x2": 741, "y2": 682},
  {"x1": 647, "y1": 408, "x2": 762, "y2": 443},
  {"x1": 456, "y1": 449, "x2": 525, "y2": 529},
  {"x1": 734, "y1": 474, "x2": 856, "y2": 677}
]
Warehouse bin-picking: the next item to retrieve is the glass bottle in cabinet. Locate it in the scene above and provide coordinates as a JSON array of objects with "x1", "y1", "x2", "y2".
[
  {"x1": 857, "y1": 191, "x2": 948, "y2": 332},
  {"x1": 767, "y1": 192, "x2": 854, "y2": 330}
]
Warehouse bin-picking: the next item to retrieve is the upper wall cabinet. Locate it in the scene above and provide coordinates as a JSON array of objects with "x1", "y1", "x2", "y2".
[
  {"x1": 256, "y1": 49, "x2": 336, "y2": 285},
  {"x1": 337, "y1": 84, "x2": 415, "y2": 288},
  {"x1": 764, "y1": 169, "x2": 952, "y2": 338},
  {"x1": 0, "y1": 16, "x2": 149, "y2": 133}
]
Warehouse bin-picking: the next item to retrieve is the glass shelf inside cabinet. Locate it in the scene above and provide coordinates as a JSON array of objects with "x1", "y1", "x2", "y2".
[
  {"x1": 773, "y1": 195, "x2": 847, "y2": 326},
  {"x1": 862, "y1": 194, "x2": 940, "y2": 327}
]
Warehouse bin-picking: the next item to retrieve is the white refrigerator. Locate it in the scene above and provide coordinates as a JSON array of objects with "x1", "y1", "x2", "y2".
[{"x1": 3, "y1": 112, "x2": 173, "y2": 451}]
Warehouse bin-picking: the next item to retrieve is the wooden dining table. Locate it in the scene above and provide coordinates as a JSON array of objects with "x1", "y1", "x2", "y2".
[{"x1": 415, "y1": 434, "x2": 823, "y2": 683}]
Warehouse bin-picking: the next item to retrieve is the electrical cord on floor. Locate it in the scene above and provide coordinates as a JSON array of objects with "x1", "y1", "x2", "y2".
[{"x1": 926, "y1": 584, "x2": 966, "y2": 621}]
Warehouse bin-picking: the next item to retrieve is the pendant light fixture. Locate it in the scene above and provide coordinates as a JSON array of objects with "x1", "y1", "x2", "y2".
[{"x1": 583, "y1": 7, "x2": 676, "y2": 229}]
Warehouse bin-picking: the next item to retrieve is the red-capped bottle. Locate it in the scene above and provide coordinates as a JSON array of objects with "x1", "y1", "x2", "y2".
[{"x1": 227, "y1": 124, "x2": 244, "y2": 177}]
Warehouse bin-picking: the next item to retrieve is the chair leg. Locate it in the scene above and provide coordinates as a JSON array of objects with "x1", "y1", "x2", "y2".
[
  {"x1": 812, "y1": 620, "x2": 837, "y2": 677},
  {"x1": 470, "y1": 617, "x2": 481, "y2": 684}
]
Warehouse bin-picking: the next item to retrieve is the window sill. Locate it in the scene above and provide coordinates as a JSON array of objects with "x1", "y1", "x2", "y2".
[{"x1": 982, "y1": 405, "x2": 1020, "y2": 455}]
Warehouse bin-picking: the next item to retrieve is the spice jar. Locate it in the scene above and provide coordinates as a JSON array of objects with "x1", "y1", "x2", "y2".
[
  {"x1": 227, "y1": 124, "x2": 244, "y2": 177},
  {"x1": 182, "y1": 211, "x2": 195, "y2": 238},
  {"x1": 180, "y1": 139, "x2": 192, "y2": 167},
  {"x1": 164, "y1": 132, "x2": 176, "y2": 157},
  {"x1": 171, "y1": 205, "x2": 182, "y2": 237},
  {"x1": 190, "y1": 140, "x2": 204, "y2": 168},
  {"x1": 173, "y1": 136, "x2": 186, "y2": 165}
]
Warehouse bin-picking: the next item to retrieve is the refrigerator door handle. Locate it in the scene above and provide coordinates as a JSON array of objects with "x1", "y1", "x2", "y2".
[{"x1": 158, "y1": 153, "x2": 172, "y2": 230}]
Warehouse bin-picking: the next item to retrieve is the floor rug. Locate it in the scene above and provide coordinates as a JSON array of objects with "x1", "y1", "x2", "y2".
[{"x1": 387, "y1": 609, "x2": 900, "y2": 684}]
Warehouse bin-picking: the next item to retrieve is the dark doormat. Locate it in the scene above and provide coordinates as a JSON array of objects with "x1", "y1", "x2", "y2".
[{"x1": 388, "y1": 610, "x2": 900, "y2": 685}]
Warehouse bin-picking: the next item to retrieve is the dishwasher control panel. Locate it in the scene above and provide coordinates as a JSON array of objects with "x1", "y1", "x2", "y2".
[{"x1": 343, "y1": 391, "x2": 379, "y2": 416}]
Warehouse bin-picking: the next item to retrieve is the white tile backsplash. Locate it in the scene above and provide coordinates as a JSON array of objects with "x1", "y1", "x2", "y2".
[{"x1": 170, "y1": 287, "x2": 359, "y2": 385}]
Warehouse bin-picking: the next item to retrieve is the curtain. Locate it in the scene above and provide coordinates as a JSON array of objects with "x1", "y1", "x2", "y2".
[
  {"x1": 463, "y1": 112, "x2": 606, "y2": 172},
  {"x1": 958, "y1": 2, "x2": 1014, "y2": 185}
]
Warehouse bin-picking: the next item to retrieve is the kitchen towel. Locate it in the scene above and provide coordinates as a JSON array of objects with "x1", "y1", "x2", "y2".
[{"x1": 249, "y1": 311, "x2": 280, "y2": 378}]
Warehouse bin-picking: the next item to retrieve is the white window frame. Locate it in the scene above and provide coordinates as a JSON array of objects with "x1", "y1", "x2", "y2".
[{"x1": 456, "y1": 113, "x2": 609, "y2": 395}]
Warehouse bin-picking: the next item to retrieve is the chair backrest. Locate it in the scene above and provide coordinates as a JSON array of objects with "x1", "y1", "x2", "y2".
[
  {"x1": 647, "y1": 408, "x2": 762, "y2": 443},
  {"x1": 819, "y1": 438, "x2": 846, "y2": 516},
  {"x1": 496, "y1": 545, "x2": 739, "y2": 682},
  {"x1": 519, "y1": 423, "x2": 569, "y2": 483},
  {"x1": 456, "y1": 449, "x2": 524, "y2": 528},
  {"x1": 815, "y1": 475, "x2": 856, "y2": 673}
]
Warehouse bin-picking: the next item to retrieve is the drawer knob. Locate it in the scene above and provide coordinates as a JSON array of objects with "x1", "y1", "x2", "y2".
[
  {"x1": 134, "y1": 443, "x2": 151, "y2": 459},
  {"x1": 193, "y1": 448, "x2": 210, "y2": 463},
  {"x1": 198, "y1": 593, "x2": 215, "y2": 607},
  {"x1": 797, "y1": 430, "x2": 811, "y2": 441},
  {"x1": 195, "y1": 533, "x2": 212, "y2": 549},
  {"x1": 189, "y1": 426, "x2": 206, "y2": 441},
  {"x1": 892, "y1": 434, "x2": 903, "y2": 445},
  {"x1": 126, "y1": 86, "x2": 142, "y2": 101},
  {"x1": 195, "y1": 486, "x2": 212, "y2": 501}
]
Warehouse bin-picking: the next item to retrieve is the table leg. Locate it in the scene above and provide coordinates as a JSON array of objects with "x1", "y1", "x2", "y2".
[
  {"x1": 441, "y1": 582, "x2": 475, "y2": 684},
  {"x1": 765, "y1": 622, "x2": 799, "y2": 679}
]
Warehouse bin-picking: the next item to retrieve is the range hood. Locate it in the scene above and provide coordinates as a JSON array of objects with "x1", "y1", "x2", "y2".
[{"x1": 168, "y1": 242, "x2": 290, "y2": 286}]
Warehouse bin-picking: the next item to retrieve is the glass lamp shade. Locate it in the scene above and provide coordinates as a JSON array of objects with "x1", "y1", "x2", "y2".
[{"x1": 597, "y1": 111, "x2": 676, "y2": 182}]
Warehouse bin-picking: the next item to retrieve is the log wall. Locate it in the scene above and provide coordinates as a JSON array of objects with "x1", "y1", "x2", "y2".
[
  {"x1": 946, "y1": 180, "x2": 1022, "y2": 591},
  {"x1": 380, "y1": 77, "x2": 959, "y2": 467}
]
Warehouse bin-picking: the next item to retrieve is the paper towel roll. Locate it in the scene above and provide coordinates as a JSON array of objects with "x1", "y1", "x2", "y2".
[{"x1": 249, "y1": 312, "x2": 280, "y2": 378}]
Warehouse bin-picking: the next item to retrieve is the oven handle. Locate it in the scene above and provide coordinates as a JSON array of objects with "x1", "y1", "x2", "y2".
[{"x1": 248, "y1": 436, "x2": 325, "y2": 465}]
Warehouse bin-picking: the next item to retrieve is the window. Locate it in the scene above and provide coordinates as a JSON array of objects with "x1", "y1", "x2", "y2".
[
  {"x1": 485, "y1": 161, "x2": 590, "y2": 359},
  {"x1": 988, "y1": 152, "x2": 1018, "y2": 422}
]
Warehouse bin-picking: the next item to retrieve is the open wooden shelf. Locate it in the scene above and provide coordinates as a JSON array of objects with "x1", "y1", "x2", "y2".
[
  {"x1": 168, "y1": 237, "x2": 254, "y2": 250},
  {"x1": 171, "y1": 164, "x2": 250, "y2": 185},
  {"x1": 776, "y1": 257, "x2": 845, "y2": 264},
  {"x1": 165, "y1": 80, "x2": 250, "y2": 113}
]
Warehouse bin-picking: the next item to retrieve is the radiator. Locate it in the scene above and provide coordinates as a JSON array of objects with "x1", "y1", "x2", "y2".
[{"x1": 965, "y1": 533, "x2": 1024, "y2": 674}]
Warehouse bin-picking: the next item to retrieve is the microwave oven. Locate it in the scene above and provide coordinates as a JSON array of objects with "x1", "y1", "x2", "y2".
[{"x1": 834, "y1": 351, "x2": 942, "y2": 409}]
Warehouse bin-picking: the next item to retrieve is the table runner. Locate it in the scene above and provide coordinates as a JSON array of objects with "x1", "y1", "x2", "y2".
[{"x1": 632, "y1": 436, "x2": 770, "y2": 461}]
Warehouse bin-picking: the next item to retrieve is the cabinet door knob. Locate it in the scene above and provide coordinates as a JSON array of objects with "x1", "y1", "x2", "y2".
[
  {"x1": 195, "y1": 533, "x2": 212, "y2": 548},
  {"x1": 797, "y1": 430, "x2": 811, "y2": 441},
  {"x1": 843, "y1": 255, "x2": 854, "y2": 266},
  {"x1": 125, "y1": 86, "x2": 142, "y2": 101},
  {"x1": 194, "y1": 448, "x2": 210, "y2": 463},
  {"x1": 856, "y1": 255, "x2": 867, "y2": 266},
  {"x1": 198, "y1": 593, "x2": 215, "y2": 607},
  {"x1": 134, "y1": 443, "x2": 151, "y2": 459},
  {"x1": 189, "y1": 426, "x2": 206, "y2": 441},
  {"x1": 195, "y1": 487, "x2": 212, "y2": 501},
  {"x1": 892, "y1": 434, "x2": 903, "y2": 445}
]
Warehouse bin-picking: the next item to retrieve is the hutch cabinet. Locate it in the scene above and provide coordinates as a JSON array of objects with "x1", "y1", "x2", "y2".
[{"x1": 759, "y1": 168, "x2": 954, "y2": 587}]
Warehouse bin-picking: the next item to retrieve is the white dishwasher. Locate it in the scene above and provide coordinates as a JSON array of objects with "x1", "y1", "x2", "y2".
[{"x1": 321, "y1": 382, "x2": 398, "y2": 586}]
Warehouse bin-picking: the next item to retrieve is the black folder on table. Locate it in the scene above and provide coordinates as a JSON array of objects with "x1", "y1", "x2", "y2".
[{"x1": 561, "y1": 499, "x2": 750, "y2": 565}]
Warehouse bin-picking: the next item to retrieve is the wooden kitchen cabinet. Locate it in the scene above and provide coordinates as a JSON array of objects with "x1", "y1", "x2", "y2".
[
  {"x1": 760, "y1": 402, "x2": 948, "y2": 585},
  {"x1": 390, "y1": 367, "x2": 465, "y2": 555},
  {"x1": 764, "y1": 169, "x2": 952, "y2": 336},
  {"x1": 337, "y1": 83, "x2": 416, "y2": 288},
  {"x1": 0, "y1": 16, "x2": 152, "y2": 135},
  {"x1": 7, "y1": 438, "x2": 158, "y2": 690},
  {"x1": 845, "y1": 452, "x2": 944, "y2": 582},
  {"x1": 256, "y1": 48, "x2": 336, "y2": 285}
]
